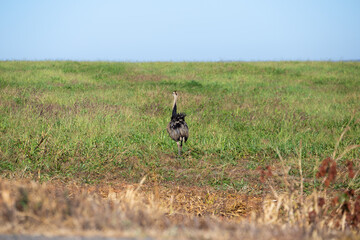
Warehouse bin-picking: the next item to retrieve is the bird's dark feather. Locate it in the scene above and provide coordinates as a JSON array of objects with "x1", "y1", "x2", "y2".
[
  {"x1": 171, "y1": 112, "x2": 186, "y2": 121},
  {"x1": 167, "y1": 112, "x2": 188, "y2": 142}
]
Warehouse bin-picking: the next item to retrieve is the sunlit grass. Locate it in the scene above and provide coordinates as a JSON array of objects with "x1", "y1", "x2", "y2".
[{"x1": 0, "y1": 61, "x2": 359, "y2": 190}]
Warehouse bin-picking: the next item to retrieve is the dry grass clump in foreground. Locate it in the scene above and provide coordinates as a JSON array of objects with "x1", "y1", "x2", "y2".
[
  {"x1": 0, "y1": 178, "x2": 359, "y2": 240},
  {"x1": 258, "y1": 125, "x2": 360, "y2": 239}
]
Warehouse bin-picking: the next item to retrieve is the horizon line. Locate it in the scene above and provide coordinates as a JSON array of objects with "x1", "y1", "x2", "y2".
[{"x1": 1, "y1": 59, "x2": 360, "y2": 63}]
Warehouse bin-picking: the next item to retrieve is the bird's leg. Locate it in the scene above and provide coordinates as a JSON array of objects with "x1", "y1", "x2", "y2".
[
  {"x1": 180, "y1": 140, "x2": 183, "y2": 155},
  {"x1": 177, "y1": 141, "x2": 181, "y2": 156}
]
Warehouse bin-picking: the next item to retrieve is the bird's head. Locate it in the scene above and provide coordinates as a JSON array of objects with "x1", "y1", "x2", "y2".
[{"x1": 172, "y1": 91, "x2": 178, "y2": 98}]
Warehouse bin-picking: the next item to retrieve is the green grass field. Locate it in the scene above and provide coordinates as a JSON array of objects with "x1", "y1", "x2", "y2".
[{"x1": 0, "y1": 61, "x2": 359, "y2": 191}]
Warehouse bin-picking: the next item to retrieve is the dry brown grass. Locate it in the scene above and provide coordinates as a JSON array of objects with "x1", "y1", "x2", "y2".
[
  {"x1": 257, "y1": 125, "x2": 360, "y2": 239},
  {"x1": 0, "y1": 177, "x2": 359, "y2": 240}
]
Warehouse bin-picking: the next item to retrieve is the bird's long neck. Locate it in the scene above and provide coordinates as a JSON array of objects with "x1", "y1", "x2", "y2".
[{"x1": 172, "y1": 96, "x2": 177, "y2": 118}]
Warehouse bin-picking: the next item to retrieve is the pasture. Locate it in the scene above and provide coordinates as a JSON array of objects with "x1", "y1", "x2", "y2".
[{"x1": 0, "y1": 61, "x2": 359, "y2": 239}]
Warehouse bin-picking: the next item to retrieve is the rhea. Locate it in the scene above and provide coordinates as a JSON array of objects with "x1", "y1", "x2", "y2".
[{"x1": 167, "y1": 91, "x2": 189, "y2": 156}]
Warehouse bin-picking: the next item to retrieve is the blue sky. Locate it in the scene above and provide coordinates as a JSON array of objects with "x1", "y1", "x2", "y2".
[{"x1": 0, "y1": 0, "x2": 359, "y2": 61}]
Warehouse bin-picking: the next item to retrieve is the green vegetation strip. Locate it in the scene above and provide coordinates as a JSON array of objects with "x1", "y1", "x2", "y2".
[{"x1": 0, "y1": 61, "x2": 359, "y2": 190}]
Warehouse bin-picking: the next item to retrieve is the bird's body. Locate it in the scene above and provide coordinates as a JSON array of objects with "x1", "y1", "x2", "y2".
[{"x1": 167, "y1": 91, "x2": 189, "y2": 156}]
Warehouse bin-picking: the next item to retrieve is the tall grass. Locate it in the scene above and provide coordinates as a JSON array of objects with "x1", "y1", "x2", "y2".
[{"x1": 0, "y1": 61, "x2": 359, "y2": 190}]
